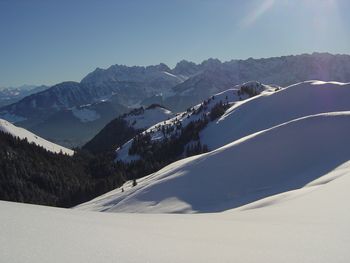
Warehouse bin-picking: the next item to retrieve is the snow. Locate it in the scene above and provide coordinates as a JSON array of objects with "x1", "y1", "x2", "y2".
[
  {"x1": 0, "y1": 119, "x2": 74, "y2": 155},
  {"x1": 124, "y1": 106, "x2": 173, "y2": 130},
  {"x1": 162, "y1": 71, "x2": 185, "y2": 82},
  {"x1": 116, "y1": 81, "x2": 275, "y2": 163},
  {"x1": 115, "y1": 106, "x2": 174, "y2": 162},
  {"x1": 71, "y1": 107, "x2": 101, "y2": 122},
  {"x1": 78, "y1": 111, "x2": 350, "y2": 213},
  {"x1": 2, "y1": 158, "x2": 350, "y2": 262},
  {"x1": 115, "y1": 139, "x2": 141, "y2": 163},
  {"x1": 310, "y1": 80, "x2": 350, "y2": 86},
  {"x1": 201, "y1": 80, "x2": 350, "y2": 150},
  {"x1": 2, "y1": 80, "x2": 350, "y2": 262}
]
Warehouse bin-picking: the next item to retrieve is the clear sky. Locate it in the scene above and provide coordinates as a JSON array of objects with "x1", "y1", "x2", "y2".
[{"x1": 1, "y1": 0, "x2": 349, "y2": 87}]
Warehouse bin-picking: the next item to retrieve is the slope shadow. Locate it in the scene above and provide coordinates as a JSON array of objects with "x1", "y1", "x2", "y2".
[{"x1": 125, "y1": 114, "x2": 350, "y2": 213}]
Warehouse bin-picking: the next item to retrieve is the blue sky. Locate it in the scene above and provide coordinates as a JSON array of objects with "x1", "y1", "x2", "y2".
[{"x1": 1, "y1": 0, "x2": 349, "y2": 87}]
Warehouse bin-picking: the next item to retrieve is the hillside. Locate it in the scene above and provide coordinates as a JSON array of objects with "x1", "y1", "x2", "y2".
[
  {"x1": 77, "y1": 112, "x2": 350, "y2": 213},
  {"x1": 83, "y1": 104, "x2": 174, "y2": 153},
  {"x1": 98, "y1": 80, "x2": 350, "y2": 168},
  {"x1": 0, "y1": 130, "x2": 127, "y2": 207},
  {"x1": 0, "y1": 118, "x2": 73, "y2": 155},
  {"x1": 115, "y1": 81, "x2": 275, "y2": 163},
  {"x1": 3, "y1": 157, "x2": 350, "y2": 262},
  {"x1": 201, "y1": 80, "x2": 350, "y2": 150}
]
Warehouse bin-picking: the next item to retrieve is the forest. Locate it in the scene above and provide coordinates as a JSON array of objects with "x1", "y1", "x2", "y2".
[{"x1": 0, "y1": 101, "x2": 230, "y2": 207}]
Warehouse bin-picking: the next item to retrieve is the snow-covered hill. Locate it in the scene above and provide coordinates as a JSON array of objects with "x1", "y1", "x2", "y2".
[
  {"x1": 3, "y1": 157, "x2": 350, "y2": 262},
  {"x1": 83, "y1": 104, "x2": 174, "y2": 153},
  {"x1": 123, "y1": 104, "x2": 174, "y2": 130},
  {"x1": 117, "y1": 80, "x2": 350, "y2": 165},
  {"x1": 78, "y1": 111, "x2": 350, "y2": 213},
  {"x1": 115, "y1": 81, "x2": 275, "y2": 162},
  {"x1": 201, "y1": 80, "x2": 350, "y2": 150},
  {"x1": 0, "y1": 119, "x2": 73, "y2": 155}
]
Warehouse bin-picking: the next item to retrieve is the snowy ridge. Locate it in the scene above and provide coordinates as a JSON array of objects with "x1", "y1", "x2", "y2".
[
  {"x1": 71, "y1": 107, "x2": 101, "y2": 122},
  {"x1": 78, "y1": 111, "x2": 350, "y2": 213},
  {"x1": 201, "y1": 80, "x2": 350, "y2": 150},
  {"x1": 0, "y1": 119, "x2": 74, "y2": 155},
  {"x1": 116, "y1": 81, "x2": 275, "y2": 162},
  {"x1": 124, "y1": 105, "x2": 174, "y2": 130}
]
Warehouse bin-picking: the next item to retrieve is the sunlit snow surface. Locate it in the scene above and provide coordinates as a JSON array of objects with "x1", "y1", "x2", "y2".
[
  {"x1": 0, "y1": 118, "x2": 73, "y2": 155},
  {"x1": 2, "y1": 161, "x2": 350, "y2": 262},
  {"x1": 124, "y1": 106, "x2": 173, "y2": 130}
]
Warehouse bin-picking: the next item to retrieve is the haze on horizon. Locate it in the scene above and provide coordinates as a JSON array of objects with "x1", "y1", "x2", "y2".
[{"x1": 1, "y1": 0, "x2": 349, "y2": 87}]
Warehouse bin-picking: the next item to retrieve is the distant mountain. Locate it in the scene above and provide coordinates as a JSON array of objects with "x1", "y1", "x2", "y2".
[
  {"x1": 164, "y1": 53, "x2": 350, "y2": 111},
  {"x1": 1, "y1": 52, "x2": 350, "y2": 146},
  {"x1": 83, "y1": 104, "x2": 174, "y2": 154},
  {"x1": 172, "y1": 59, "x2": 202, "y2": 77},
  {"x1": 0, "y1": 65, "x2": 183, "y2": 146},
  {"x1": 0, "y1": 85, "x2": 48, "y2": 107},
  {"x1": 81, "y1": 63, "x2": 183, "y2": 92}
]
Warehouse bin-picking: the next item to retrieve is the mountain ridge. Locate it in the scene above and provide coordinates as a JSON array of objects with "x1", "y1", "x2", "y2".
[
  {"x1": 1, "y1": 52, "x2": 350, "y2": 146},
  {"x1": 0, "y1": 118, "x2": 73, "y2": 155}
]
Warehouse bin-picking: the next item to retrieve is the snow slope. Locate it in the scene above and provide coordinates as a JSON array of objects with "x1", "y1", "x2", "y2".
[
  {"x1": 116, "y1": 81, "x2": 275, "y2": 162},
  {"x1": 0, "y1": 119, "x2": 74, "y2": 155},
  {"x1": 71, "y1": 107, "x2": 101, "y2": 122},
  {"x1": 2, "y1": 159, "x2": 350, "y2": 262},
  {"x1": 124, "y1": 105, "x2": 173, "y2": 130},
  {"x1": 77, "y1": 111, "x2": 350, "y2": 213},
  {"x1": 201, "y1": 80, "x2": 350, "y2": 150}
]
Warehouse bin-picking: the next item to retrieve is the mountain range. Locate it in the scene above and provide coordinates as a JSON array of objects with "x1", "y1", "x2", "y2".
[
  {"x1": 0, "y1": 85, "x2": 48, "y2": 107},
  {"x1": 1, "y1": 52, "x2": 350, "y2": 147}
]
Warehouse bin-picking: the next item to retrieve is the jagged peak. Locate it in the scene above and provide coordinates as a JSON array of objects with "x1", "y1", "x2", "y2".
[
  {"x1": 200, "y1": 58, "x2": 222, "y2": 67},
  {"x1": 146, "y1": 63, "x2": 171, "y2": 72}
]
